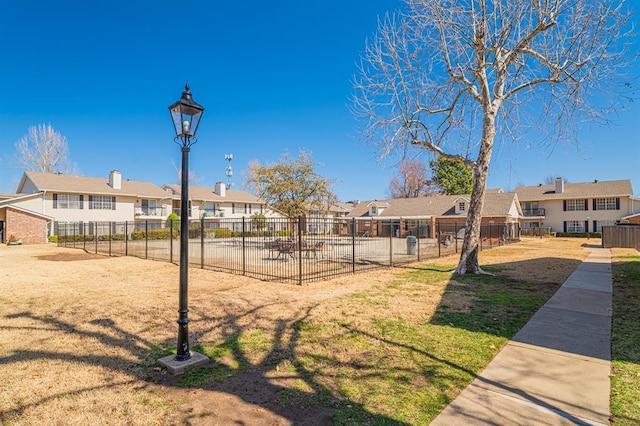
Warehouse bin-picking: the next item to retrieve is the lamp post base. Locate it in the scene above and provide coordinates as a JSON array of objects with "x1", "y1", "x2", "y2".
[{"x1": 157, "y1": 351, "x2": 209, "y2": 375}]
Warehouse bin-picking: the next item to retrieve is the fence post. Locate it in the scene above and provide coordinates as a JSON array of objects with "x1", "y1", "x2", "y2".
[
  {"x1": 83, "y1": 222, "x2": 86, "y2": 251},
  {"x1": 145, "y1": 220, "x2": 148, "y2": 259},
  {"x1": 389, "y1": 221, "x2": 393, "y2": 267},
  {"x1": 417, "y1": 220, "x2": 421, "y2": 261},
  {"x1": 109, "y1": 222, "x2": 112, "y2": 256},
  {"x1": 490, "y1": 222, "x2": 493, "y2": 248},
  {"x1": 242, "y1": 217, "x2": 247, "y2": 276},
  {"x1": 95, "y1": 222, "x2": 98, "y2": 254},
  {"x1": 454, "y1": 222, "x2": 458, "y2": 253},
  {"x1": 352, "y1": 218, "x2": 356, "y2": 274},
  {"x1": 437, "y1": 221, "x2": 441, "y2": 258},
  {"x1": 201, "y1": 216, "x2": 205, "y2": 269},
  {"x1": 297, "y1": 216, "x2": 303, "y2": 285},
  {"x1": 125, "y1": 221, "x2": 128, "y2": 256},
  {"x1": 170, "y1": 219, "x2": 174, "y2": 264}
]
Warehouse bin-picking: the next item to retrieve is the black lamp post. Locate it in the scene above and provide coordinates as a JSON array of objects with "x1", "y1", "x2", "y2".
[{"x1": 168, "y1": 84, "x2": 205, "y2": 361}]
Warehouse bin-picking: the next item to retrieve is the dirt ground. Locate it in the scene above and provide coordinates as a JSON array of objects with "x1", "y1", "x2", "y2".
[{"x1": 0, "y1": 238, "x2": 606, "y2": 425}]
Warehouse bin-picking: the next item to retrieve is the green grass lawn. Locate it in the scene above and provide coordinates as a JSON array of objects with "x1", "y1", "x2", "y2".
[{"x1": 610, "y1": 252, "x2": 640, "y2": 425}]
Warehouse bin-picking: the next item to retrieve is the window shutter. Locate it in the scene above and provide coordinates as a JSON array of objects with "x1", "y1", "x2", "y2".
[
  {"x1": 616, "y1": 198, "x2": 620, "y2": 210},
  {"x1": 584, "y1": 221, "x2": 589, "y2": 233},
  {"x1": 53, "y1": 194, "x2": 58, "y2": 209},
  {"x1": 592, "y1": 199, "x2": 597, "y2": 210},
  {"x1": 563, "y1": 221, "x2": 567, "y2": 232},
  {"x1": 112, "y1": 196, "x2": 116, "y2": 210},
  {"x1": 584, "y1": 199, "x2": 588, "y2": 210},
  {"x1": 563, "y1": 200, "x2": 567, "y2": 211},
  {"x1": 54, "y1": 221, "x2": 59, "y2": 235},
  {"x1": 79, "y1": 195, "x2": 84, "y2": 209},
  {"x1": 89, "y1": 195, "x2": 93, "y2": 209},
  {"x1": 593, "y1": 220, "x2": 598, "y2": 233}
]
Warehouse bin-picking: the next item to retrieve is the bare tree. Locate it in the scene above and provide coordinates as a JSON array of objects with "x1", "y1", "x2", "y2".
[
  {"x1": 353, "y1": 0, "x2": 635, "y2": 274},
  {"x1": 388, "y1": 160, "x2": 434, "y2": 198},
  {"x1": 171, "y1": 159, "x2": 199, "y2": 185},
  {"x1": 543, "y1": 175, "x2": 569, "y2": 185},
  {"x1": 15, "y1": 124, "x2": 73, "y2": 173}
]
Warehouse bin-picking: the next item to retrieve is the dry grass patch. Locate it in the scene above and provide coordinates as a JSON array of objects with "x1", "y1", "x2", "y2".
[{"x1": 0, "y1": 238, "x2": 591, "y2": 425}]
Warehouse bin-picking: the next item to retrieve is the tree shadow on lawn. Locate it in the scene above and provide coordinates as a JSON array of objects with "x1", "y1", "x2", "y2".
[
  {"x1": 0, "y1": 301, "x2": 410, "y2": 425},
  {"x1": 0, "y1": 254, "x2": 586, "y2": 425}
]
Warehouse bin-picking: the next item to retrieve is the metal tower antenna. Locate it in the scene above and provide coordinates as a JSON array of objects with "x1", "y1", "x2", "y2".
[{"x1": 225, "y1": 154, "x2": 233, "y2": 189}]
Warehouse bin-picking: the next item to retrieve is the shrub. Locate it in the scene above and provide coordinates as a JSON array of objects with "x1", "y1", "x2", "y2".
[
  {"x1": 48, "y1": 235, "x2": 58, "y2": 243},
  {"x1": 555, "y1": 232, "x2": 601, "y2": 238},
  {"x1": 131, "y1": 229, "x2": 177, "y2": 240}
]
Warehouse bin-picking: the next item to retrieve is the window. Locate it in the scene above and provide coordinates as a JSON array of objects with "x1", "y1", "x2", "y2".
[
  {"x1": 203, "y1": 202, "x2": 216, "y2": 216},
  {"x1": 90, "y1": 195, "x2": 116, "y2": 210},
  {"x1": 370, "y1": 206, "x2": 378, "y2": 215},
  {"x1": 524, "y1": 222, "x2": 541, "y2": 228},
  {"x1": 564, "y1": 199, "x2": 587, "y2": 211},
  {"x1": 53, "y1": 194, "x2": 83, "y2": 209},
  {"x1": 566, "y1": 220, "x2": 584, "y2": 233},
  {"x1": 594, "y1": 220, "x2": 616, "y2": 232},
  {"x1": 55, "y1": 221, "x2": 83, "y2": 235},
  {"x1": 458, "y1": 202, "x2": 466, "y2": 211},
  {"x1": 593, "y1": 198, "x2": 619, "y2": 211}
]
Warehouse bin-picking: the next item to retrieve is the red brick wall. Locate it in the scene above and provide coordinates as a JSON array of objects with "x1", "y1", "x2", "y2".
[{"x1": 5, "y1": 208, "x2": 48, "y2": 244}]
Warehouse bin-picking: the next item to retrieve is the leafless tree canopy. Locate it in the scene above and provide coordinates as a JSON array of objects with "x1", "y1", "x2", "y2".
[
  {"x1": 388, "y1": 160, "x2": 434, "y2": 198},
  {"x1": 15, "y1": 124, "x2": 73, "y2": 174},
  {"x1": 353, "y1": 0, "x2": 634, "y2": 274}
]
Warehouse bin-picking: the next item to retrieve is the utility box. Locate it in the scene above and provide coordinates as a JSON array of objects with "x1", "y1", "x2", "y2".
[{"x1": 406, "y1": 235, "x2": 417, "y2": 255}]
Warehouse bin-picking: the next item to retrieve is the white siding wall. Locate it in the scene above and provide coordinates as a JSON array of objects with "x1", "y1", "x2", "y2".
[
  {"x1": 45, "y1": 192, "x2": 135, "y2": 223},
  {"x1": 539, "y1": 197, "x2": 632, "y2": 232}
]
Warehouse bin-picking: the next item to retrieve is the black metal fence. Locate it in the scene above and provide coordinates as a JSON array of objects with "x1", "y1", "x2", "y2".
[
  {"x1": 56, "y1": 217, "x2": 520, "y2": 284},
  {"x1": 520, "y1": 227, "x2": 552, "y2": 237}
]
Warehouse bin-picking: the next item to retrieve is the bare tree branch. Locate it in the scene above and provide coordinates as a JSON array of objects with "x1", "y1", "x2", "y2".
[
  {"x1": 352, "y1": 0, "x2": 636, "y2": 274},
  {"x1": 15, "y1": 124, "x2": 74, "y2": 174}
]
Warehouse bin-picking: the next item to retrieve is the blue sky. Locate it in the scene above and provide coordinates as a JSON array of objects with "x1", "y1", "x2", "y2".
[{"x1": 1, "y1": 0, "x2": 639, "y2": 201}]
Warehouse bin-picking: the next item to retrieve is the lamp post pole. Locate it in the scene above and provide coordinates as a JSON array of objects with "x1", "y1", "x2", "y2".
[
  {"x1": 166, "y1": 84, "x2": 205, "y2": 366},
  {"x1": 176, "y1": 142, "x2": 191, "y2": 360}
]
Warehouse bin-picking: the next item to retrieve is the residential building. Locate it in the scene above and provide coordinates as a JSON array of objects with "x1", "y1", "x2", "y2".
[
  {"x1": 514, "y1": 178, "x2": 640, "y2": 233},
  {"x1": 301, "y1": 201, "x2": 353, "y2": 234},
  {"x1": 162, "y1": 182, "x2": 284, "y2": 232},
  {"x1": 2, "y1": 170, "x2": 173, "y2": 240},
  {"x1": 347, "y1": 190, "x2": 523, "y2": 238}
]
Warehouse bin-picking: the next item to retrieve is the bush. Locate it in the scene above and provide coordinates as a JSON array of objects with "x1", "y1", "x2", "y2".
[
  {"x1": 555, "y1": 232, "x2": 601, "y2": 238},
  {"x1": 131, "y1": 229, "x2": 177, "y2": 240},
  {"x1": 48, "y1": 235, "x2": 58, "y2": 243}
]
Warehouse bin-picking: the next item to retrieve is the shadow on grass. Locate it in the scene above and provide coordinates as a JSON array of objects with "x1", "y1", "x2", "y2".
[
  {"x1": 0, "y1": 301, "x2": 407, "y2": 425},
  {"x1": 0, "y1": 253, "x2": 590, "y2": 425}
]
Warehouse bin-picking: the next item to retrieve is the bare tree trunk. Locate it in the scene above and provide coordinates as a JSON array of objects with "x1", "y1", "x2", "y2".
[{"x1": 455, "y1": 112, "x2": 496, "y2": 275}]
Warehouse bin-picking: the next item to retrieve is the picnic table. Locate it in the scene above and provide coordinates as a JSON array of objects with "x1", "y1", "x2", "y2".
[{"x1": 264, "y1": 239, "x2": 326, "y2": 260}]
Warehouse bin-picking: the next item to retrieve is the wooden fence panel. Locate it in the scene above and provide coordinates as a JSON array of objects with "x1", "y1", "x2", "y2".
[{"x1": 602, "y1": 226, "x2": 640, "y2": 249}]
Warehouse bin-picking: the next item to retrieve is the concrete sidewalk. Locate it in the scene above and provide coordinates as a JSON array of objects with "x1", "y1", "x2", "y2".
[{"x1": 431, "y1": 247, "x2": 612, "y2": 426}]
